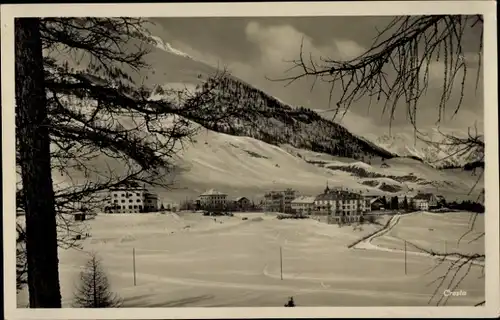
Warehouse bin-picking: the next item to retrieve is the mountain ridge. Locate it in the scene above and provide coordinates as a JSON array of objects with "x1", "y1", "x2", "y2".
[{"x1": 152, "y1": 73, "x2": 397, "y2": 162}]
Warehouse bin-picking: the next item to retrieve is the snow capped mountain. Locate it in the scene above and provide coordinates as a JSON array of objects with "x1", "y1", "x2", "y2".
[
  {"x1": 147, "y1": 34, "x2": 195, "y2": 61},
  {"x1": 313, "y1": 109, "x2": 483, "y2": 169},
  {"x1": 373, "y1": 132, "x2": 483, "y2": 168},
  {"x1": 128, "y1": 30, "x2": 483, "y2": 171}
]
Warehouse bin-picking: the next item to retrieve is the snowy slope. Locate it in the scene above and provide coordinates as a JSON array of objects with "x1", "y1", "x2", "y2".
[{"x1": 154, "y1": 124, "x2": 483, "y2": 203}]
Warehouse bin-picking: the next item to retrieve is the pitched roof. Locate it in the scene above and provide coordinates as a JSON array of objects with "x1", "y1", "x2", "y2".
[
  {"x1": 397, "y1": 193, "x2": 416, "y2": 199},
  {"x1": 315, "y1": 190, "x2": 364, "y2": 201},
  {"x1": 234, "y1": 197, "x2": 249, "y2": 202},
  {"x1": 200, "y1": 189, "x2": 227, "y2": 196},
  {"x1": 370, "y1": 198, "x2": 384, "y2": 204},
  {"x1": 413, "y1": 193, "x2": 433, "y2": 200},
  {"x1": 291, "y1": 196, "x2": 316, "y2": 204}
]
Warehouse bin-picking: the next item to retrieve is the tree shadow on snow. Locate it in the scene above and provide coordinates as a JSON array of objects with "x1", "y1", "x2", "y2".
[{"x1": 122, "y1": 293, "x2": 215, "y2": 308}]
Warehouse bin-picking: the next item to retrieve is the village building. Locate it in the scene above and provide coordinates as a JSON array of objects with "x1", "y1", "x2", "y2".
[
  {"x1": 233, "y1": 197, "x2": 251, "y2": 211},
  {"x1": 291, "y1": 196, "x2": 316, "y2": 215},
  {"x1": 435, "y1": 195, "x2": 447, "y2": 207},
  {"x1": 199, "y1": 189, "x2": 228, "y2": 210},
  {"x1": 370, "y1": 198, "x2": 385, "y2": 211},
  {"x1": 161, "y1": 201, "x2": 179, "y2": 212},
  {"x1": 412, "y1": 193, "x2": 439, "y2": 211},
  {"x1": 282, "y1": 188, "x2": 297, "y2": 213},
  {"x1": 314, "y1": 183, "x2": 369, "y2": 223},
  {"x1": 105, "y1": 184, "x2": 159, "y2": 213},
  {"x1": 263, "y1": 191, "x2": 283, "y2": 212},
  {"x1": 397, "y1": 193, "x2": 416, "y2": 204},
  {"x1": 263, "y1": 188, "x2": 297, "y2": 213}
]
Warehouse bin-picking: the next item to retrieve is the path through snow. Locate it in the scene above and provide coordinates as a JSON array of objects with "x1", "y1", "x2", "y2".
[{"x1": 352, "y1": 213, "x2": 484, "y2": 267}]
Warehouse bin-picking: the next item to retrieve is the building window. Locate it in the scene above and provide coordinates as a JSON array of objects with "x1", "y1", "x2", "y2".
[
  {"x1": 129, "y1": 199, "x2": 133, "y2": 203},
  {"x1": 121, "y1": 193, "x2": 125, "y2": 197},
  {"x1": 137, "y1": 199, "x2": 141, "y2": 202},
  {"x1": 121, "y1": 200, "x2": 125, "y2": 203},
  {"x1": 114, "y1": 200, "x2": 118, "y2": 203},
  {"x1": 114, "y1": 194, "x2": 117, "y2": 197},
  {"x1": 129, "y1": 205, "x2": 132, "y2": 209},
  {"x1": 134, "y1": 205, "x2": 137, "y2": 209},
  {"x1": 136, "y1": 193, "x2": 140, "y2": 196}
]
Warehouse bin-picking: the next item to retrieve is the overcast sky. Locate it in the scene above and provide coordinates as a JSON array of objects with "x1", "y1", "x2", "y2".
[{"x1": 146, "y1": 16, "x2": 484, "y2": 138}]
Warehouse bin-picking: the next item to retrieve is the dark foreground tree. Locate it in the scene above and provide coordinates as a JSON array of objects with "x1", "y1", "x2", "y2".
[
  {"x1": 15, "y1": 18, "x2": 62, "y2": 308},
  {"x1": 72, "y1": 253, "x2": 121, "y2": 308},
  {"x1": 274, "y1": 15, "x2": 485, "y2": 306},
  {"x1": 15, "y1": 17, "x2": 232, "y2": 305},
  {"x1": 16, "y1": 223, "x2": 28, "y2": 292}
]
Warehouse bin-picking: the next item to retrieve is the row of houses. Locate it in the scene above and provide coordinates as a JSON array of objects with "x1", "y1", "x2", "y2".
[
  {"x1": 199, "y1": 183, "x2": 445, "y2": 222},
  {"x1": 286, "y1": 184, "x2": 445, "y2": 223},
  {"x1": 370, "y1": 193, "x2": 444, "y2": 211}
]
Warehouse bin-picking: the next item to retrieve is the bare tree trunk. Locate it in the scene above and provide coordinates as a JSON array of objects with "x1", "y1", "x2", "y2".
[{"x1": 15, "y1": 18, "x2": 62, "y2": 308}]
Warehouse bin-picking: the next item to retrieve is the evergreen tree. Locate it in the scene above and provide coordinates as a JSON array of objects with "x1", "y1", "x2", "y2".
[
  {"x1": 381, "y1": 196, "x2": 387, "y2": 207},
  {"x1": 403, "y1": 196, "x2": 409, "y2": 211},
  {"x1": 72, "y1": 253, "x2": 121, "y2": 308},
  {"x1": 390, "y1": 196, "x2": 399, "y2": 210}
]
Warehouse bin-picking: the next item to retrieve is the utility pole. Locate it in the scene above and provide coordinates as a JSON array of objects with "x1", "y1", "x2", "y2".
[
  {"x1": 133, "y1": 248, "x2": 136, "y2": 286},
  {"x1": 404, "y1": 240, "x2": 407, "y2": 275},
  {"x1": 280, "y1": 246, "x2": 283, "y2": 280}
]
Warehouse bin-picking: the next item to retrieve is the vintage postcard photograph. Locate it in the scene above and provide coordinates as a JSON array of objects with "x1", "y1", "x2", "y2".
[{"x1": 1, "y1": 1, "x2": 499, "y2": 319}]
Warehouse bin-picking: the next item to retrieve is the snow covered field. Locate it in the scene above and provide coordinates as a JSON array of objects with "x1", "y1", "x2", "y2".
[
  {"x1": 371, "y1": 211, "x2": 485, "y2": 256},
  {"x1": 16, "y1": 211, "x2": 485, "y2": 307}
]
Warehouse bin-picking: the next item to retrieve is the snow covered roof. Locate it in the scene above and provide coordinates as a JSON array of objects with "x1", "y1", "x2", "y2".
[
  {"x1": 234, "y1": 197, "x2": 249, "y2": 202},
  {"x1": 370, "y1": 198, "x2": 383, "y2": 204},
  {"x1": 413, "y1": 193, "x2": 434, "y2": 200},
  {"x1": 316, "y1": 190, "x2": 364, "y2": 201},
  {"x1": 363, "y1": 192, "x2": 383, "y2": 198},
  {"x1": 291, "y1": 196, "x2": 316, "y2": 204},
  {"x1": 397, "y1": 193, "x2": 416, "y2": 199},
  {"x1": 200, "y1": 189, "x2": 227, "y2": 196}
]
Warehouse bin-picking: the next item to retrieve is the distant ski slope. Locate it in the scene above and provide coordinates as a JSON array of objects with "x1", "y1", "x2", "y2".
[{"x1": 157, "y1": 123, "x2": 483, "y2": 203}]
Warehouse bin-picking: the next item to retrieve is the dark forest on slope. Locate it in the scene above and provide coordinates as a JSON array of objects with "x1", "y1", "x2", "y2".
[{"x1": 158, "y1": 74, "x2": 396, "y2": 160}]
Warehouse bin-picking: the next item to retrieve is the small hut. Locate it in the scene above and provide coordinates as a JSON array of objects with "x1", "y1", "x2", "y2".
[{"x1": 74, "y1": 213, "x2": 86, "y2": 221}]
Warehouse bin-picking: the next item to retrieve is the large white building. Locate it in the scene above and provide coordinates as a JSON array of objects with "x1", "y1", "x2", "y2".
[
  {"x1": 314, "y1": 184, "x2": 370, "y2": 223},
  {"x1": 105, "y1": 184, "x2": 159, "y2": 213},
  {"x1": 411, "y1": 193, "x2": 438, "y2": 211},
  {"x1": 291, "y1": 196, "x2": 316, "y2": 215},
  {"x1": 198, "y1": 189, "x2": 228, "y2": 210}
]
